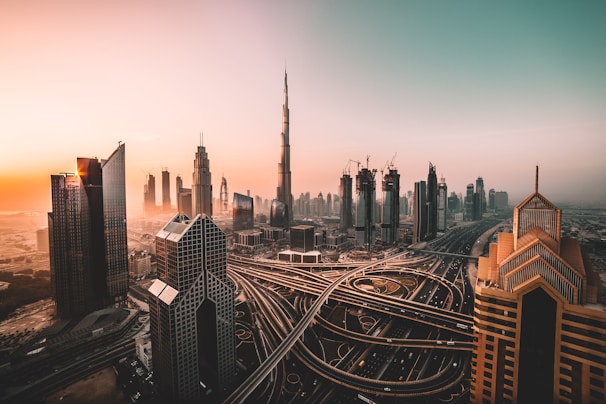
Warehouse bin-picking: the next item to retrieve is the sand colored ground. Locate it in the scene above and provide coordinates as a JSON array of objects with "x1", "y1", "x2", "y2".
[{"x1": 46, "y1": 366, "x2": 130, "y2": 404}]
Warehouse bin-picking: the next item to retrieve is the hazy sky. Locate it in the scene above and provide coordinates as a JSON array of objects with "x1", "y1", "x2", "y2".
[{"x1": 1, "y1": 0, "x2": 605, "y2": 215}]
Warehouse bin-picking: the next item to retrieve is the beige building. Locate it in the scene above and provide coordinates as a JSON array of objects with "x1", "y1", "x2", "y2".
[{"x1": 471, "y1": 168, "x2": 605, "y2": 404}]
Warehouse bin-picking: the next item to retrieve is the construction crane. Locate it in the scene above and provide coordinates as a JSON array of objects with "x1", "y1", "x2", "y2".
[{"x1": 343, "y1": 159, "x2": 362, "y2": 175}]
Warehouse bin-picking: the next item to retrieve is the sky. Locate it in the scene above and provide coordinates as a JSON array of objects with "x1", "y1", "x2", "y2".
[{"x1": 1, "y1": 0, "x2": 605, "y2": 216}]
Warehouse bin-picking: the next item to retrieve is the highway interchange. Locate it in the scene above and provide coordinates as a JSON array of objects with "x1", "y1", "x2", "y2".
[{"x1": 225, "y1": 219, "x2": 501, "y2": 403}]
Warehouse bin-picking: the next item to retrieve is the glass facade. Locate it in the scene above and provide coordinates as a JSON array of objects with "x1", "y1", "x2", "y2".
[
  {"x1": 270, "y1": 199, "x2": 289, "y2": 228},
  {"x1": 233, "y1": 192, "x2": 254, "y2": 231},
  {"x1": 48, "y1": 143, "x2": 128, "y2": 317}
]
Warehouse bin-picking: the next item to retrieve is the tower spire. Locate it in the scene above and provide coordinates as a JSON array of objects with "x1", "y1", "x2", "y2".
[{"x1": 535, "y1": 165, "x2": 539, "y2": 193}]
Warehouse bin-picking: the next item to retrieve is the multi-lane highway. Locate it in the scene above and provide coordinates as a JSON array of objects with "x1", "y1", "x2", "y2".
[{"x1": 224, "y1": 218, "x2": 501, "y2": 402}]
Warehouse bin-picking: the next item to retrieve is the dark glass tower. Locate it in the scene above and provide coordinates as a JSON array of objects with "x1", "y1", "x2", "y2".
[
  {"x1": 162, "y1": 169, "x2": 170, "y2": 211},
  {"x1": 339, "y1": 173, "x2": 353, "y2": 231},
  {"x1": 465, "y1": 183, "x2": 474, "y2": 221},
  {"x1": 269, "y1": 199, "x2": 289, "y2": 228},
  {"x1": 144, "y1": 173, "x2": 156, "y2": 215},
  {"x1": 48, "y1": 143, "x2": 128, "y2": 317},
  {"x1": 437, "y1": 177, "x2": 447, "y2": 231},
  {"x1": 233, "y1": 192, "x2": 254, "y2": 231},
  {"x1": 413, "y1": 181, "x2": 427, "y2": 243},
  {"x1": 175, "y1": 175, "x2": 183, "y2": 201},
  {"x1": 426, "y1": 163, "x2": 438, "y2": 240},
  {"x1": 149, "y1": 214, "x2": 235, "y2": 401},
  {"x1": 355, "y1": 167, "x2": 377, "y2": 250},
  {"x1": 381, "y1": 169, "x2": 400, "y2": 245},
  {"x1": 476, "y1": 176, "x2": 485, "y2": 214}
]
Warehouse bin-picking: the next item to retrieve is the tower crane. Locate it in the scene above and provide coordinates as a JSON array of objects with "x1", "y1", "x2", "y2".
[{"x1": 343, "y1": 159, "x2": 362, "y2": 175}]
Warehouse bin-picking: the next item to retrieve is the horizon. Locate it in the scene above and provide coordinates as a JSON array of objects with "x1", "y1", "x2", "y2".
[{"x1": 1, "y1": 1, "x2": 605, "y2": 215}]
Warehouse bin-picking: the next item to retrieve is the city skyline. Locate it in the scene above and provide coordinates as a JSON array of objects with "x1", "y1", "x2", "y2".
[{"x1": 1, "y1": 1, "x2": 605, "y2": 215}]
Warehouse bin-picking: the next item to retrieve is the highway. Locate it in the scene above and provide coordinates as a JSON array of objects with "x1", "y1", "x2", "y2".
[
  {"x1": 225, "y1": 219, "x2": 501, "y2": 402},
  {"x1": 224, "y1": 252, "x2": 410, "y2": 403}
]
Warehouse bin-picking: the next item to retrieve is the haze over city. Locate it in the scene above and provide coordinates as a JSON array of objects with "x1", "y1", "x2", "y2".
[{"x1": 1, "y1": 0, "x2": 605, "y2": 216}]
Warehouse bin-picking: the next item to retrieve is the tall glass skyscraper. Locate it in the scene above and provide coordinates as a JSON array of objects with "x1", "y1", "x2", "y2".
[
  {"x1": 48, "y1": 143, "x2": 128, "y2": 317},
  {"x1": 149, "y1": 214, "x2": 235, "y2": 401},
  {"x1": 413, "y1": 180, "x2": 427, "y2": 244},
  {"x1": 339, "y1": 173, "x2": 353, "y2": 231},
  {"x1": 143, "y1": 173, "x2": 156, "y2": 215},
  {"x1": 355, "y1": 167, "x2": 376, "y2": 250},
  {"x1": 437, "y1": 177, "x2": 447, "y2": 231},
  {"x1": 162, "y1": 169, "x2": 171, "y2": 211},
  {"x1": 426, "y1": 163, "x2": 438, "y2": 240},
  {"x1": 233, "y1": 192, "x2": 254, "y2": 231},
  {"x1": 381, "y1": 169, "x2": 400, "y2": 245}
]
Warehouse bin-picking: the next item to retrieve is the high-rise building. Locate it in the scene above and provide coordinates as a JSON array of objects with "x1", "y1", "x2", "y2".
[
  {"x1": 49, "y1": 143, "x2": 128, "y2": 317},
  {"x1": 488, "y1": 188, "x2": 496, "y2": 211},
  {"x1": 290, "y1": 225, "x2": 315, "y2": 253},
  {"x1": 437, "y1": 176, "x2": 447, "y2": 231},
  {"x1": 413, "y1": 181, "x2": 427, "y2": 244},
  {"x1": 476, "y1": 176, "x2": 486, "y2": 214},
  {"x1": 233, "y1": 192, "x2": 254, "y2": 231},
  {"x1": 162, "y1": 169, "x2": 171, "y2": 211},
  {"x1": 149, "y1": 214, "x2": 235, "y2": 401},
  {"x1": 220, "y1": 176, "x2": 228, "y2": 214},
  {"x1": 175, "y1": 175, "x2": 183, "y2": 201},
  {"x1": 269, "y1": 199, "x2": 289, "y2": 228},
  {"x1": 144, "y1": 173, "x2": 156, "y2": 215},
  {"x1": 471, "y1": 167, "x2": 606, "y2": 404},
  {"x1": 355, "y1": 167, "x2": 377, "y2": 250},
  {"x1": 381, "y1": 169, "x2": 400, "y2": 245},
  {"x1": 495, "y1": 191, "x2": 509, "y2": 211},
  {"x1": 464, "y1": 183, "x2": 475, "y2": 221},
  {"x1": 326, "y1": 192, "x2": 333, "y2": 216},
  {"x1": 316, "y1": 192, "x2": 325, "y2": 217},
  {"x1": 192, "y1": 143, "x2": 213, "y2": 217},
  {"x1": 447, "y1": 191, "x2": 460, "y2": 214},
  {"x1": 177, "y1": 188, "x2": 192, "y2": 218},
  {"x1": 426, "y1": 163, "x2": 438, "y2": 239},
  {"x1": 276, "y1": 71, "x2": 293, "y2": 227},
  {"x1": 339, "y1": 173, "x2": 353, "y2": 231}
]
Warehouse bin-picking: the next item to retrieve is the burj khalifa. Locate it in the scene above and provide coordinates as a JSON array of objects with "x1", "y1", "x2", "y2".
[{"x1": 275, "y1": 71, "x2": 293, "y2": 227}]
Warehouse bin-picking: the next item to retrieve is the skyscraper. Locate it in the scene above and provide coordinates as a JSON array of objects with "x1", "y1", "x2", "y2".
[
  {"x1": 381, "y1": 168, "x2": 400, "y2": 245},
  {"x1": 220, "y1": 176, "x2": 228, "y2": 214},
  {"x1": 426, "y1": 163, "x2": 438, "y2": 240},
  {"x1": 233, "y1": 192, "x2": 254, "y2": 231},
  {"x1": 355, "y1": 167, "x2": 377, "y2": 250},
  {"x1": 149, "y1": 214, "x2": 235, "y2": 401},
  {"x1": 437, "y1": 176, "x2": 447, "y2": 231},
  {"x1": 476, "y1": 176, "x2": 486, "y2": 214},
  {"x1": 162, "y1": 169, "x2": 171, "y2": 211},
  {"x1": 339, "y1": 173, "x2": 353, "y2": 231},
  {"x1": 471, "y1": 167, "x2": 606, "y2": 403},
  {"x1": 464, "y1": 183, "x2": 475, "y2": 221},
  {"x1": 49, "y1": 143, "x2": 128, "y2": 317},
  {"x1": 144, "y1": 173, "x2": 156, "y2": 215},
  {"x1": 175, "y1": 175, "x2": 183, "y2": 200},
  {"x1": 413, "y1": 181, "x2": 427, "y2": 244},
  {"x1": 192, "y1": 142, "x2": 212, "y2": 217},
  {"x1": 177, "y1": 188, "x2": 192, "y2": 218},
  {"x1": 276, "y1": 71, "x2": 293, "y2": 227}
]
